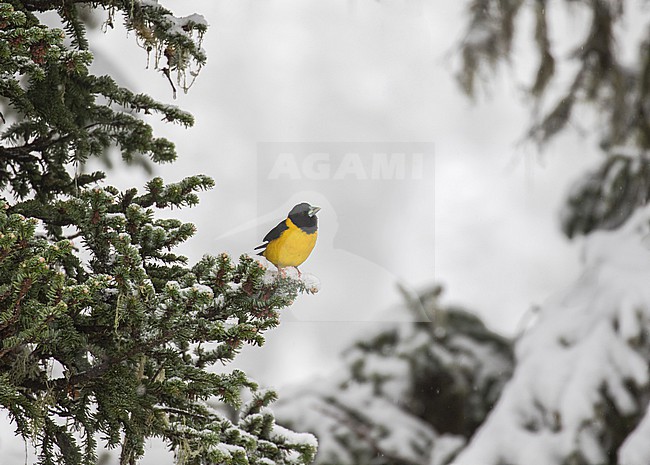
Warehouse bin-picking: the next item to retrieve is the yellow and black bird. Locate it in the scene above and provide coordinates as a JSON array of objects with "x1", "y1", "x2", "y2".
[{"x1": 255, "y1": 202, "x2": 320, "y2": 273}]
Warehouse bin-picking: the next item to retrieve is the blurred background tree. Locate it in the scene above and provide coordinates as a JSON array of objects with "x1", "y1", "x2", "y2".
[
  {"x1": 274, "y1": 286, "x2": 513, "y2": 465},
  {"x1": 459, "y1": 0, "x2": 650, "y2": 237},
  {"x1": 0, "y1": 1, "x2": 316, "y2": 464},
  {"x1": 451, "y1": 1, "x2": 650, "y2": 464}
]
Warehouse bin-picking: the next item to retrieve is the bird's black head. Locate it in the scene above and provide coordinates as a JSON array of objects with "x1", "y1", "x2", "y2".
[{"x1": 288, "y1": 202, "x2": 320, "y2": 233}]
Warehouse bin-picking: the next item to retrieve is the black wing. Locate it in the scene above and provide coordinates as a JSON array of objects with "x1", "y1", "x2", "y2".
[{"x1": 255, "y1": 220, "x2": 289, "y2": 254}]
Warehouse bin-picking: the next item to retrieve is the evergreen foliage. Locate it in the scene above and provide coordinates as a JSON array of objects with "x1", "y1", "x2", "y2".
[
  {"x1": 455, "y1": 206, "x2": 650, "y2": 465},
  {"x1": 0, "y1": 1, "x2": 317, "y2": 464},
  {"x1": 561, "y1": 151, "x2": 650, "y2": 238},
  {"x1": 457, "y1": 2, "x2": 650, "y2": 463},
  {"x1": 458, "y1": 0, "x2": 650, "y2": 236},
  {"x1": 274, "y1": 286, "x2": 513, "y2": 465}
]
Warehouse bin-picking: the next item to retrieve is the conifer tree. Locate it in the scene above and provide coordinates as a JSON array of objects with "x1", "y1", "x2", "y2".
[
  {"x1": 458, "y1": 0, "x2": 650, "y2": 237},
  {"x1": 453, "y1": 207, "x2": 650, "y2": 465},
  {"x1": 0, "y1": 2, "x2": 317, "y2": 464},
  {"x1": 274, "y1": 286, "x2": 513, "y2": 465},
  {"x1": 455, "y1": 1, "x2": 650, "y2": 463}
]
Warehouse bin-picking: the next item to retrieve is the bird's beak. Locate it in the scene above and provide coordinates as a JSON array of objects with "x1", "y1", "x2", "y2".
[{"x1": 308, "y1": 206, "x2": 321, "y2": 217}]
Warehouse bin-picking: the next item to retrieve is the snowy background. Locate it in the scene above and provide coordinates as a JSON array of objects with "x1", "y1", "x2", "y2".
[{"x1": 2, "y1": 0, "x2": 607, "y2": 462}]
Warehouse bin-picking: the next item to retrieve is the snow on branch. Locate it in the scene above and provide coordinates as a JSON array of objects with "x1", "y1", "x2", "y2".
[{"x1": 454, "y1": 206, "x2": 650, "y2": 465}]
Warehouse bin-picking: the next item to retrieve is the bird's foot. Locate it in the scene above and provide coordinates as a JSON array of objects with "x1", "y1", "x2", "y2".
[{"x1": 294, "y1": 267, "x2": 302, "y2": 278}]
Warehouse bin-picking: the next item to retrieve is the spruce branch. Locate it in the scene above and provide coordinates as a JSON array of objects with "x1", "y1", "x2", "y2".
[{"x1": 457, "y1": 0, "x2": 650, "y2": 235}]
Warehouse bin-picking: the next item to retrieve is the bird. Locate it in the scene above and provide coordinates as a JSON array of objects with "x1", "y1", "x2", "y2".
[{"x1": 255, "y1": 202, "x2": 320, "y2": 274}]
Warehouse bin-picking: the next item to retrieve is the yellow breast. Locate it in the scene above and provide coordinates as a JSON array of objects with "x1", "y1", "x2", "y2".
[{"x1": 263, "y1": 219, "x2": 318, "y2": 268}]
